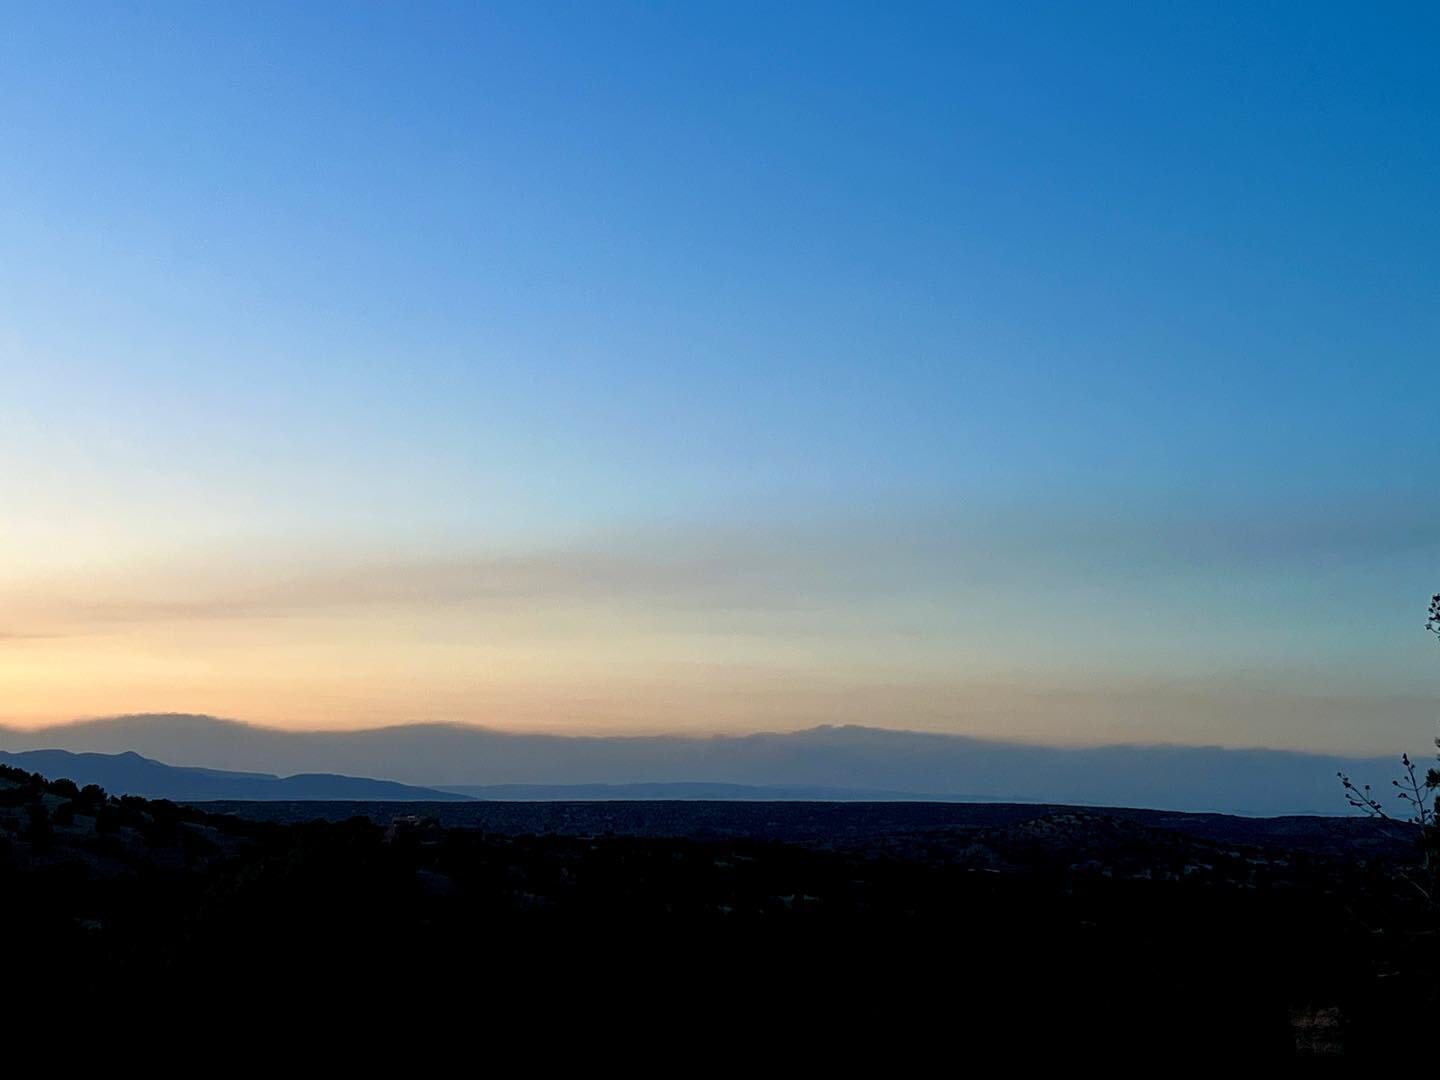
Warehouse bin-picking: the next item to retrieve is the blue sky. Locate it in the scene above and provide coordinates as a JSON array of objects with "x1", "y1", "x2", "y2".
[{"x1": 0, "y1": 3, "x2": 1436, "y2": 750}]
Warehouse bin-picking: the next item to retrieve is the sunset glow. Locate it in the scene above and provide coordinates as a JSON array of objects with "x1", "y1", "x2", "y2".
[{"x1": 2, "y1": 4, "x2": 1434, "y2": 753}]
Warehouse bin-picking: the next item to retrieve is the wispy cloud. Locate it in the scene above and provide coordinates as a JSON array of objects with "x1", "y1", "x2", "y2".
[
  {"x1": 54, "y1": 550, "x2": 822, "y2": 626},
  {"x1": 8, "y1": 493, "x2": 1436, "y2": 633}
]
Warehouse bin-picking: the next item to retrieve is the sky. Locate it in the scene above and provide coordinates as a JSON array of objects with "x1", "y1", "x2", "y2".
[{"x1": 0, "y1": 2, "x2": 1436, "y2": 752}]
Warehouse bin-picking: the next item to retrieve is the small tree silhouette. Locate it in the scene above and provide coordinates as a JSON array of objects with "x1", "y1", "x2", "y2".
[
  {"x1": 1338, "y1": 752, "x2": 1436, "y2": 828},
  {"x1": 1335, "y1": 593, "x2": 1440, "y2": 900}
]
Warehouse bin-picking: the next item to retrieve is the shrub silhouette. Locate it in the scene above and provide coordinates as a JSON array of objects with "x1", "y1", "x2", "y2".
[
  {"x1": 1337, "y1": 592, "x2": 1440, "y2": 899},
  {"x1": 49, "y1": 777, "x2": 79, "y2": 800}
]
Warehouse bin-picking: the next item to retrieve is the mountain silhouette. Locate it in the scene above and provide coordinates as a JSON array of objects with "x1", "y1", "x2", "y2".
[
  {"x1": 0, "y1": 747, "x2": 471, "y2": 802},
  {"x1": 0, "y1": 713, "x2": 1398, "y2": 814}
]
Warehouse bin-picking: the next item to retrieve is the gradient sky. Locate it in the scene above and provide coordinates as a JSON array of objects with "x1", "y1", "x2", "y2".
[{"x1": 1, "y1": 2, "x2": 1436, "y2": 751}]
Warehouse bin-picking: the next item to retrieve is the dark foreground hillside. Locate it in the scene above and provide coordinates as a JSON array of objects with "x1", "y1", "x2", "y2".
[{"x1": 2, "y1": 764, "x2": 1434, "y2": 1057}]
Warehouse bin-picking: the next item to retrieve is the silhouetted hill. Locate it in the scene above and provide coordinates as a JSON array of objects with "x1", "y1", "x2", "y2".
[
  {"x1": 0, "y1": 748, "x2": 470, "y2": 802},
  {"x1": 0, "y1": 713, "x2": 1396, "y2": 814}
]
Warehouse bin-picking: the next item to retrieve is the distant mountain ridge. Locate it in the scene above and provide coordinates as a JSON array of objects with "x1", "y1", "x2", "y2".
[
  {"x1": 0, "y1": 713, "x2": 1400, "y2": 815},
  {"x1": 0, "y1": 748, "x2": 471, "y2": 802}
]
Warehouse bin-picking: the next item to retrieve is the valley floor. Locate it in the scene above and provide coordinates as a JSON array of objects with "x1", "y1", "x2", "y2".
[{"x1": 2, "y1": 769, "x2": 1434, "y2": 1056}]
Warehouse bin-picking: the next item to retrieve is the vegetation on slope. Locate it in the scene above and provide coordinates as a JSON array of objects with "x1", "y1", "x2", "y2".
[{"x1": 1, "y1": 760, "x2": 1435, "y2": 1056}]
